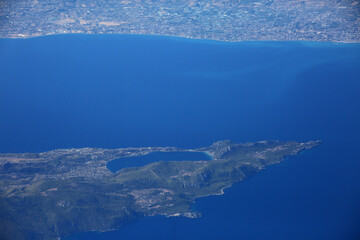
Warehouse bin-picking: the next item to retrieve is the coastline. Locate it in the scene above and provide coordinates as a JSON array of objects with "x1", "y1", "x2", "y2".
[
  {"x1": 202, "y1": 151, "x2": 215, "y2": 160},
  {"x1": 1, "y1": 32, "x2": 359, "y2": 45}
]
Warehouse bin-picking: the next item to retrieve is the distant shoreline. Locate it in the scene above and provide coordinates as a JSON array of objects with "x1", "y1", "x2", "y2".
[{"x1": 1, "y1": 32, "x2": 359, "y2": 45}]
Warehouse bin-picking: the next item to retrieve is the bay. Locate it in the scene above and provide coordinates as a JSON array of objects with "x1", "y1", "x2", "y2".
[{"x1": 0, "y1": 34, "x2": 359, "y2": 239}]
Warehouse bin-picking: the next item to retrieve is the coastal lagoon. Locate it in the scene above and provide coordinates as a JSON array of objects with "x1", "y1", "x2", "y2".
[
  {"x1": 107, "y1": 151, "x2": 212, "y2": 173},
  {"x1": 0, "y1": 35, "x2": 360, "y2": 239}
]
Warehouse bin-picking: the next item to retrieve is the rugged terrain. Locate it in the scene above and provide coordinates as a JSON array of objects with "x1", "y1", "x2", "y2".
[{"x1": 0, "y1": 140, "x2": 320, "y2": 240}]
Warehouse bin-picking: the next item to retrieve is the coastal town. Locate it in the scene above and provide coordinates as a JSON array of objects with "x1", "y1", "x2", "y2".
[
  {"x1": 0, "y1": 140, "x2": 320, "y2": 239},
  {"x1": 0, "y1": 0, "x2": 359, "y2": 42}
]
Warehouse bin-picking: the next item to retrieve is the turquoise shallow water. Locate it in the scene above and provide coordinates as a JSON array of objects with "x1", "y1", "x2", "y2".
[{"x1": 0, "y1": 35, "x2": 360, "y2": 239}]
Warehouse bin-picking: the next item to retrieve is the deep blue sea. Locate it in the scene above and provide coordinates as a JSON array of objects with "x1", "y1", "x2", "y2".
[{"x1": 0, "y1": 35, "x2": 360, "y2": 239}]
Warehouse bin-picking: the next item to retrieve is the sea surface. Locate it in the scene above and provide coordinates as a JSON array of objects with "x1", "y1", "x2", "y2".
[
  {"x1": 0, "y1": 34, "x2": 360, "y2": 239},
  {"x1": 106, "y1": 151, "x2": 212, "y2": 173}
]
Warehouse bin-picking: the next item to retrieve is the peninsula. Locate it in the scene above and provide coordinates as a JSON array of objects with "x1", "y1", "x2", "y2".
[{"x1": 0, "y1": 140, "x2": 320, "y2": 240}]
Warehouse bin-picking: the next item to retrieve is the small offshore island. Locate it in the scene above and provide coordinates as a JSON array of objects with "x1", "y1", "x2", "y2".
[{"x1": 0, "y1": 140, "x2": 320, "y2": 240}]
